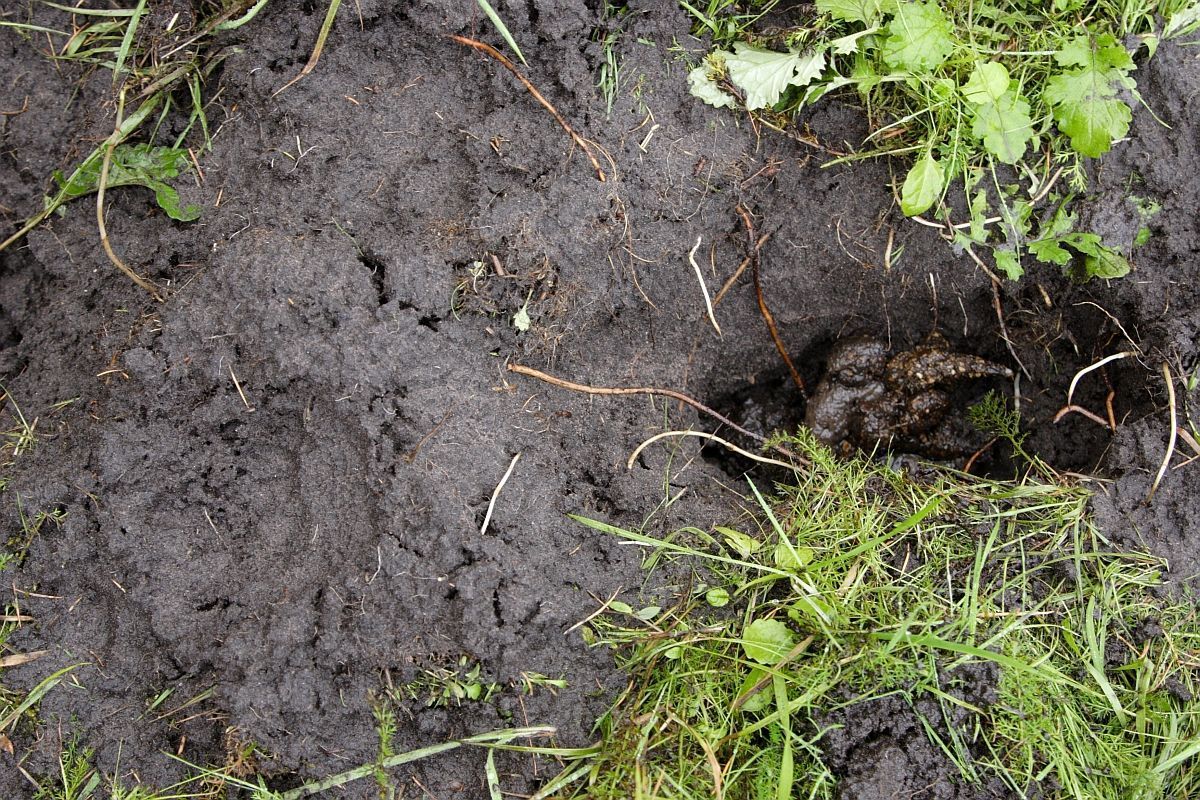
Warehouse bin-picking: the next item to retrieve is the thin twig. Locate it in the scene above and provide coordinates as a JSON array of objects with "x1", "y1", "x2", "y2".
[
  {"x1": 450, "y1": 35, "x2": 605, "y2": 182},
  {"x1": 480, "y1": 452, "x2": 521, "y2": 535},
  {"x1": 1147, "y1": 362, "x2": 1177, "y2": 504},
  {"x1": 506, "y1": 362, "x2": 801, "y2": 460},
  {"x1": 736, "y1": 205, "x2": 806, "y2": 396},
  {"x1": 97, "y1": 89, "x2": 163, "y2": 301},
  {"x1": 712, "y1": 232, "x2": 770, "y2": 308},
  {"x1": 987, "y1": 275, "x2": 1029, "y2": 381},
  {"x1": 687, "y1": 236, "x2": 721, "y2": 337},
  {"x1": 627, "y1": 430, "x2": 802, "y2": 471},
  {"x1": 228, "y1": 364, "x2": 254, "y2": 412}
]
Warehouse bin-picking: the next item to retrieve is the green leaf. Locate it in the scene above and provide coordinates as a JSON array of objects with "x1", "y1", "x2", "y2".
[
  {"x1": 817, "y1": 0, "x2": 896, "y2": 23},
  {"x1": 705, "y1": 587, "x2": 731, "y2": 607},
  {"x1": 970, "y1": 91, "x2": 1034, "y2": 164},
  {"x1": 829, "y1": 26, "x2": 880, "y2": 55},
  {"x1": 961, "y1": 62, "x2": 1010, "y2": 104},
  {"x1": 633, "y1": 605, "x2": 661, "y2": 621},
  {"x1": 688, "y1": 64, "x2": 735, "y2": 109},
  {"x1": 717, "y1": 526, "x2": 760, "y2": 558},
  {"x1": 742, "y1": 618, "x2": 795, "y2": 664},
  {"x1": 1029, "y1": 237, "x2": 1072, "y2": 266},
  {"x1": 883, "y1": 2, "x2": 954, "y2": 71},
  {"x1": 900, "y1": 152, "x2": 944, "y2": 216},
  {"x1": 609, "y1": 600, "x2": 633, "y2": 614},
  {"x1": 53, "y1": 143, "x2": 201, "y2": 221},
  {"x1": 773, "y1": 543, "x2": 813, "y2": 571},
  {"x1": 1044, "y1": 34, "x2": 1135, "y2": 157},
  {"x1": 993, "y1": 249, "x2": 1023, "y2": 280},
  {"x1": 724, "y1": 42, "x2": 826, "y2": 110},
  {"x1": 1062, "y1": 233, "x2": 1130, "y2": 278}
]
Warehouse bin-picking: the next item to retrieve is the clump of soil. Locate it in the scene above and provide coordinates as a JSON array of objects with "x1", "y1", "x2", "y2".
[{"x1": 1, "y1": 1, "x2": 1197, "y2": 797}]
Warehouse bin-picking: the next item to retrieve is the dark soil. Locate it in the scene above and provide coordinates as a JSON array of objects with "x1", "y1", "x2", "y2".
[{"x1": 1, "y1": 2, "x2": 1198, "y2": 798}]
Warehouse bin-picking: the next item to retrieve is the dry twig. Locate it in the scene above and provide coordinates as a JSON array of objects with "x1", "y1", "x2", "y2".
[
  {"x1": 451, "y1": 35, "x2": 606, "y2": 182},
  {"x1": 735, "y1": 205, "x2": 806, "y2": 396}
]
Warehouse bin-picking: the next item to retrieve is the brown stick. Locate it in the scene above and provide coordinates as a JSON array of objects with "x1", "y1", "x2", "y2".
[
  {"x1": 451, "y1": 35, "x2": 606, "y2": 183},
  {"x1": 736, "y1": 205, "x2": 806, "y2": 396},
  {"x1": 712, "y1": 231, "x2": 770, "y2": 308},
  {"x1": 506, "y1": 362, "x2": 804, "y2": 462}
]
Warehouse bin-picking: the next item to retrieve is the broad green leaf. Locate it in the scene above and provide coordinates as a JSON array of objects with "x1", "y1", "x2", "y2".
[
  {"x1": 1044, "y1": 34, "x2": 1135, "y2": 157},
  {"x1": 705, "y1": 587, "x2": 731, "y2": 607},
  {"x1": 961, "y1": 62, "x2": 1010, "y2": 104},
  {"x1": 789, "y1": 595, "x2": 835, "y2": 625},
  {"x1": 883, "y1": 2, "x2": 954, "y2": 71},
  {"x1": 608, "y1": 600, "x2": 633, "y2": 614},
  {"x1": 970, "y1": 91, "x2": 1034, "y2": 164},
  {"x1": 717, "y1": 526, "x2": 760, "y2": 558},
  {"x1": 773, "y1": 542, "x2": 814, "y2": 571},
  {"x1": 899, "y1": 152, "x2": 944, "y2": 216},
  {"x1": 633, "y1": 605, "x2": 661, "y2": 621},
  {"x1": 817, "y1": 0, "x2": 896, "y2": 23},
  {"x1": 1061, "y1": 233, "x2": 1130, "y2": 278},
  {"x1": 1029, "y1": 237, "x2": 1072, "y2": 266},
  {"x1": 993, "y1": 249, "x2": 1023, "y2": 280},
  {"x1": 688, "y1": 64, "x2": 735, "y2": 109},
  {"x1": 742, "y1": 618, "x2": 795, "y2": 664},
  {"x1": 725, "y1": 42, "x2": 826, "y2": 110},
  {"x1": 52, "y1": 143, "x2": 201, "y2": 221},
  {"x1": 738, "y1": 667, "x2": 770, "y2": 712}
]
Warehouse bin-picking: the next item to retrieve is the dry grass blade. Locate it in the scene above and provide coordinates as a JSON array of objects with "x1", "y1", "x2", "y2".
[
  {"x1": 0, "y1": 650, "x2": 49, "y2": 668},
  {"x1": 273, "y1": 0, "x2": 343, "y2": 97}
]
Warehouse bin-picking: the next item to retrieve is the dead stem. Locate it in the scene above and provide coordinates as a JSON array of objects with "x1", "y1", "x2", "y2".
[
  {"x1": 735, "y1": 204, "x2": 806, "y2": 396},
  {"x1": 450, "y1": 35, "x2": 606, "y2": 182},
  {"x1": 506, "y1": 362, "x2": 804, "y2": 462},
  {"x1": 97, "y1": 90, "x2": 164, "y2": 301},
  {"x1": 273, "y1": 0, "x2": 343, "y2": 97}
]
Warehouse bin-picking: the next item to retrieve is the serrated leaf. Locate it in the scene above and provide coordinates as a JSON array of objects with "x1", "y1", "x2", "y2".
[
  {"x1": 688, "y1": 64, "x2": 735, "y2": 109},
  {"x1": 970, "y1": 91, "x2": 1034, "y2": 164},
  {"x1": 742, "y1": 618, "x2": 795, "y2": 664},
  {"x1": 1029, "y1": 237, "x2": 1072, "y2": 266},
  {"x1": 725, "y1": 43, "x2": 826, "y2": 110},
  {"x1": 961, "y1": 62, "x2": 1010, "y2": 104},
  {"x1": 830, "y1": 25, "x2": 880, "y2": 54},
  {"x1": 817, "y1": 0, "x2": 897, "y2": 23},
  {"x1": 883, "y1": 2, "x2": 954, "y2": 71},
  {"x1": 1061, "y1": 233, "x2": 1130, "y2": 279},
  {"x1": 53, "y1": 143, "x2": 201, "y2": 221},
  {"x1": 900, "y1": 152, "x2": 944, "y2": 216},
  {"x1": 1044, "y1": 34, "x2": 1135, "y2": 158},
  {"x1": 993, "y1": 249, "x2": 1024, "y2": 280}
]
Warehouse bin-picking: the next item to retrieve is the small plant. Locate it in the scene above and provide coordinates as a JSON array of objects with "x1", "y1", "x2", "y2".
[
  {"x1": 398, "y1": 656, "x2": 500, "y2": 708},
  {"x1": 687, "y1": 0, "x2": 1200, "y2": 280},
  {"x1": 544, "y1": 430, "x2": 1200, "y2": 798}
]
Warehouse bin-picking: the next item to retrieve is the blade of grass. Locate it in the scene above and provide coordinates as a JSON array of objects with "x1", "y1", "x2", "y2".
[{"x1": 475, "y1": 0, "x2": 526, "y2": 66}]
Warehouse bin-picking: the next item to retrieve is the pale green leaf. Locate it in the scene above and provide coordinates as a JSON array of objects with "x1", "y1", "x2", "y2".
[
  {"x1": 717, "y1": 526, "x2": 760, "y2": 558},
  {"x1": 725, "y1": 43, "x2": 826, "y2": 110},
  {"x1": 817, "y1": 0, "x2": 897, "y2": 23},
  {"x1": 883, "y1": 2, "x2": 954, "y2": 71},
  {"x1": 993, "y1": 249, "x2": 1024, "y2": 280},
  {"x1": 1164, "y1": 4, "x2": 1200, "y2": 39},
  {"x1": 512, "y1": 302, "x2": 531, "y2": 332},
  {"x1": 773, "y1": 543, "x2": 814, "y2": 571},
  {"x1": 742, "y1": 618, "x2": 795, "y2": 664},
  {"x1": 961, "y1": 62, "x2": 1010, "y2": 104},
  {"x1": 899, "y1": 152, "x2": 944, "y2": 216},
  {"x1": 970, "y1": 91, "x2": 1034, "y2": 164},
  {"x1": 830, "y1": 25, "x2": 880, "y2": 55},
  {"x1": 705, "y1": 587, "x2": 731, "y2": 607},
  {"x1": 688, "y1": 64, "x2": 735, "y2": 109}
]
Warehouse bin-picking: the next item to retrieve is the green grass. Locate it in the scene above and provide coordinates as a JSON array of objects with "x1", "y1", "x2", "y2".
[
  {"x1": 543, "y1": 427, "x2": 1200, "y2": 799},
  {"x1": 686, "y1": 0, "x2": 1200, "y2": 281},
  {"x1": 0, "y1": 0, "x2": 270, "y2": 282}
]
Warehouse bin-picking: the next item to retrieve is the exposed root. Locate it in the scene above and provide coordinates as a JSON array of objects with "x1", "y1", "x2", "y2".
[
  {"x1": 1053, "y1": 404, "x2": 1112, "y2": 429},
  {"x1": 627, "y1": 430, "x2": 801, "y2": 471},
  {"x1": 687, "y1": 236, "x2": 721, "y2": 337},
  {"x1": 735, "y1": 204, "x2": 806, "y2": 396},
  {"x1": 1147, "y1": 361, "x2": 1178, "y2": 504},
  {"x1": 712, "y1": 231, "x2": 770, "y2": 308},
  {"x1": 450, "y1": 35, "x2": 606, "y2": 182},
  {"x1": 1066, "y1": 351, "x2": 1136, "y2": 407},
  {"x1": 480, "y1": 452, "x2": 521, "y2": 536},
  {"x1": 506, "y1": 362, "x2": 804, "y2": 462}
]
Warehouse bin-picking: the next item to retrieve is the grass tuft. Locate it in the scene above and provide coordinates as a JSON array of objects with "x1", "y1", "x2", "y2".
[{"x1": 550, "y1": 429, "x2": 1200, "y2": 798}]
